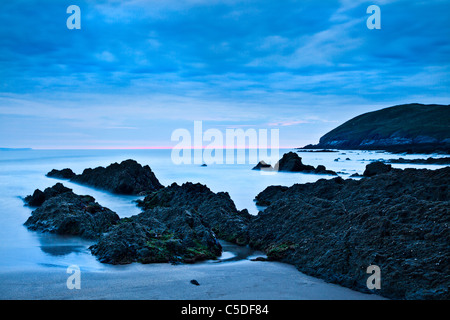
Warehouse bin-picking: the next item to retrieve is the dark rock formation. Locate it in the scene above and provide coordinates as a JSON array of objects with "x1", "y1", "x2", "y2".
[
  {"x1": 47, "y1": 159, "x2": 164, "y2": 195},
  {"x1": 137, "y1": 182, "x2": 252, "y2": 245},
  {"x1": 363, "y1": 161, "x2": 393, "y2": 177},
  {"x1": 303, "y1": 103, "x2": 450, "y2": 154},
  {"x1": 24, "y1": 184, "x2": 120, "y2": 239},
  {"x1": 46, "y1": 168, "x2": 76, "y2": 179},
  {"x1": 249, "y1": 165, "x2": 450, "y2": 300},
  {"x1": 386, "y1": 157, "x2": 450, "y2": 165},
  {"x1": 24, "y1": 183, "x2": 72, "y2": 207},
  {"x1": 296, "y1": 149, "x2": 338, "y2": 153},
  {"x1": 252, "y1": 161, "x2": 272, "y2": 171},
  {"x1": 271, "y1": 152, "x2": 337, "y2": 175},
  {"x1": 89, "y1": 207, "x2": 222, "y2": 265}
]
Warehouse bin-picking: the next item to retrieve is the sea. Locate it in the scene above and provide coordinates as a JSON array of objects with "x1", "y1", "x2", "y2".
[{"x1": 0, "y1": 148, "x2": 447, "y2": 273}]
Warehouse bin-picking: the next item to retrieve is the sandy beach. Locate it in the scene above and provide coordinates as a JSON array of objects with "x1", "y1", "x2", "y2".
[{"x1": 0, "y1": 242, "x2": 385, "y2": 300}]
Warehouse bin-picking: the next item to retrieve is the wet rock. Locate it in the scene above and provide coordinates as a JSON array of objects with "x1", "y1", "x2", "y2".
[
  {"x1": 252, "y1": 161, "x2": 272, "y2": 171},
  {"x1": 137, "y1": 182, "x2": 252, "y2": 245},
  {"x1": 24, "y1": 183, "x2": 72, "y2": 207},
  {"x1": 90, "y1": 207, "x2": 222, "y2": 265},
  {"x1": 363, "y1": 161, "x2": 393, "y2": 177},
  {"x1": 47, "y1": 159, "x2": 164, "y2": 195},
  {"x1": 46, "y1": 168, "x2": 76, "y2": 179},
  {"x1": 254, "y1": 152, "x2": 337, "y2": 175},
  {"x1": 248, "y1": 165, "x2": 450, "y2": 300},
  {"x1": 24, "y1": 184, "x2": 120, "y2": 239}
]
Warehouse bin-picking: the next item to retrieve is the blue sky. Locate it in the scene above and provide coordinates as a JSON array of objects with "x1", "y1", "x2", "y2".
[{"x1": 0, "y1": 0, "x2": 449, "y2": 148}]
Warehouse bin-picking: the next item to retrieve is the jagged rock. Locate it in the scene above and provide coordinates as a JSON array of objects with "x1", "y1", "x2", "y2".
[
  {"x1": 24, "y1": 183, "x2": 72, "y2": 207},
  {"x1": 47, "y1": 159, "x2": 164, "y2": 195},
  {"x1": 23, "y1": 184, "x2": 119, "y2": 239},
  {"x1": 363, "y1": 161, "x2": 393, "y2": 177},
  {"x1": 271, "y1": 152, "x2": 337, "y2": 175},
  {"x1": 137, "y1": 182, "x2": 252, "y2": 245},
  {"x1": 248, "y1": 165, "x2": 450, "y2": 300},
  {"x1": 252, "y1": 161, "x2": 272, "y2": 171},
  {"x1": 386, "y1": 157, "x2": 450, "y2": 165},
  {"x1": 89, "y1": 207, "x2": 222, "y2": 265},
  {"x1": 46, "y1": 168, "x2": 76, "y2": 179}
]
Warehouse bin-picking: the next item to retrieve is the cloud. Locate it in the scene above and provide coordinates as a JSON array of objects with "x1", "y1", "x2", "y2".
[{"x1": 0, "y1": 0, "x2": 449, "y2": 148}]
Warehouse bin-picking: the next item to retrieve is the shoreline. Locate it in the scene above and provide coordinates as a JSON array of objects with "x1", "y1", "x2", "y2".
[{"x1": 0, "y1": 252, "x2": 386, "y2": 300}]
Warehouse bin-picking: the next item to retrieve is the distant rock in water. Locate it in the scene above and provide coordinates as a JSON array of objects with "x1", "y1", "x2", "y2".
[
  {"x1": 363, "y1": 161, "x2": 393, "y2": 177},
  {"x1": 252, "y1": 161, "x2": 272, "y2": 171},
  {"x1": 303, "y1": 103, "x2": 450, "y2": 154},
  {"x1": 46, "y1": 168, "x2": 76, "y2": 179},
  {"x1": 24, "y1": 183, "x2": 72, "y2": 207},
  {"x1": 249, "y1": 165, "x2": 450, "y2": 300},
  {"x1": 260, "y1": 152, "x2": 337, "y2": 175},
  {"x1": 386, "y1": 157, "x2": 450, "y2": 165},
  {"x1": 23, "y1": 184, "x2": 119, "y2": 239},
  {"x1": 47, "y1": 159, "x2": 164, "y2": 195}
]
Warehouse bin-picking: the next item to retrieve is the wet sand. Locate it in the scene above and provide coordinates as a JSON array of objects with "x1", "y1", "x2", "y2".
[{"x1": 0, "y1": 242, "x2": 385, "y2": 300}]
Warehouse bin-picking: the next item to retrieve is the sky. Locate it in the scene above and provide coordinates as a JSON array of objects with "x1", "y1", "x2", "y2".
[{"x1": 0, "y1": 0, "x2": 449, "y2": 149}]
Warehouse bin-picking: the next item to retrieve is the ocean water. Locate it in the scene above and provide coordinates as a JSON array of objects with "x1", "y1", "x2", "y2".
[{"x1": 0, "y1": 148, "x2": 447, "y2": 272}]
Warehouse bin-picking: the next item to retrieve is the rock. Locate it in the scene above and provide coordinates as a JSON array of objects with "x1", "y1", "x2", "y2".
[
  {"x1": 350, "y1": 173, "x2": 363, "y2": 177},
  {"x1": 386, "y1": 157, "x2": 450, "y2": 165},
  {"x1": 252, "y1": 161, "x2": 272, "y2": 171},
  {"x1": 248, "y1": 166, "x2": 450, "y2": 300},
  {"x1": 24, "y1": 183, "x2": 72, "y2": 207},
  {"x1": 24, "y1": 184, "x2": 120, "y2": 239},
  {"x1": 89, "y1": 207, "x2": 222, "y2": 265},
  {"x1": 250, "y1": 256, "x2": 269, "y2": 262},
  {"x1": 48, "y1": 159, "x2": 164, "y2": 195},
  {"x1": 190, "y1": 279, "x2": 200, "y2": 286},
  {"x1": 363, "y1": 161, "x2": 393, "y2": 177},
  {"x1": 275, "y1": 152, "x2": 315, "y2": 172},
  {"x1": 46, "y1": 168, "x2": 76, "y2": 179},
  {"x1": 137, "y1": 182, "x2": 252, "y2": 245},
  {"x1": 271, "y1": 152, "x2": 337, "y2": 175}
]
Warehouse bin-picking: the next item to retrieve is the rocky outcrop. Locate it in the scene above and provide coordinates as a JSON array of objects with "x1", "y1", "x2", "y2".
[
  {"x1": 89, "y1": 207, "x2": 222, "y2": 265},
  {"x1": 249, "y1": 165, "x2": 450, "y2": 300},
  {"x1": 24, "y1": 184, "x2": 120, "y2": 239},
  {"x1": 252, "y1": 152, "x2": 337, "y2": 175},
  {"x1": 276, "y1": 152, "x2": 337, "y2": 175},
  {"x1": 303, "y1": 104, "x2": 450, "y2": 154},
  {"x1": 363, "y1": 161, "x2": 393, "y2": 177},
  {"x1": 46, "y1": 168, "x2": 76, "y2": 179},
  {"x1": 386, "y1": 157, "x2": 450, "y2": 165},
  {"x1": 137, "y1": 182, "x2": 252, "y2": 245},
  {"x1": 47, "y1": 159, "x2": 164, "y2": 195},
  {"x1": 252, "y1": 161, "x2": 272, "y2": 171},
  {"x1": 24, "y1": 183, "x2": 72, "y2": 207}
]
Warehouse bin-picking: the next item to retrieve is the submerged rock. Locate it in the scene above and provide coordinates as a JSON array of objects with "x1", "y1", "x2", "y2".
[
  {"x1": 24, "y1": 184, "x2": 120, "y2": 239},
  {"x1": 249, "y1": 165, "x2": 450, "y2": 300},
  {"x1": 47, "y1": 159, "x2": 164, "y2": 195}
]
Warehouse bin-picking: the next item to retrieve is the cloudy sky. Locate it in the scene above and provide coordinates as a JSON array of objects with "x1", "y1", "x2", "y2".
[{"x1": 0, "y1": 0, "x2": 449, "y2": 149}]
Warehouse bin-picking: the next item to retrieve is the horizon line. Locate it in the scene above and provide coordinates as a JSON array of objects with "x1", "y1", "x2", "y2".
[{"x1": 18, "y1": 146, "x2": 302, "y2": 150}]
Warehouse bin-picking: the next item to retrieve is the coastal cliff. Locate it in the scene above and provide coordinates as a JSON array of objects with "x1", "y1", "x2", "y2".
[{"x1": 304, "y1": 103, "x2": 450, "y2": 154}]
